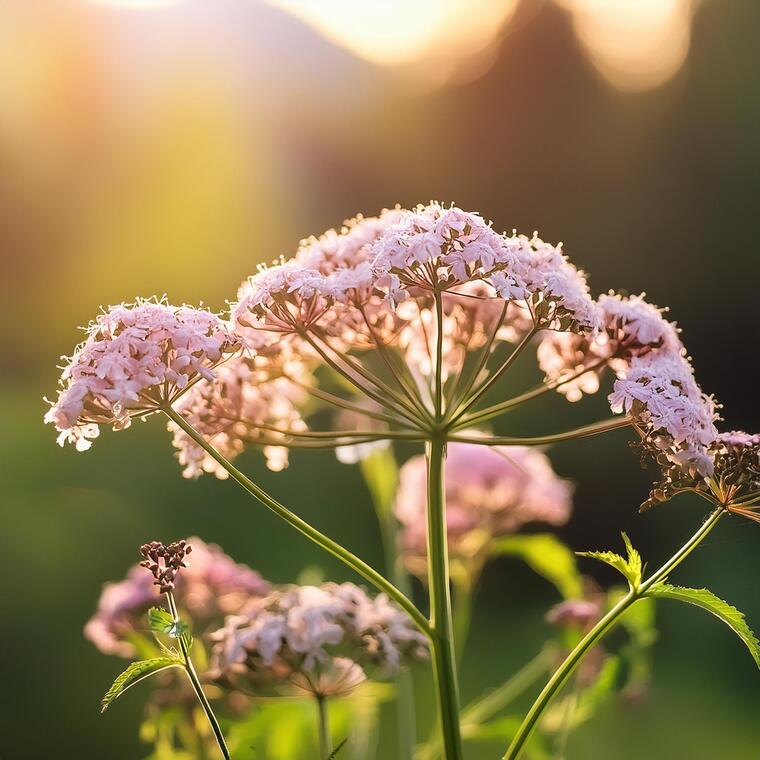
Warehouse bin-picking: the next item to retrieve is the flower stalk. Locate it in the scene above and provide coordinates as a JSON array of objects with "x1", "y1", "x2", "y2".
[
  {"x1": 426, "y1": 435, "x2": 464, "y2": 760},
  {"x1": 162, "y1": 405, "x2": 431, "y2": 638},
  {"x1": 316, "y1": 695, "x2": 332, "y2": 759},
  {"x1": 165, "y1": 591, "x2": 231, "y2": 760},
  {"x1": 503, "y1": 507, "x2": 724, "y2": 760}
]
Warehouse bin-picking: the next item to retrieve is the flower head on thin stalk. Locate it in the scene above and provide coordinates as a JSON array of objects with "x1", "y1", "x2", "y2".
[
  {"x1": 209, "y1": 582, "x2": 428, "y2": 698},
  {"x1": 44, "y1": 298, "x2": 239, "y2": 451},
  {"x1": 85, "y1": 537, "x2": 270, "y2": 657},
  {"x1": 537, "y1": 291, "x2": 719, "y2": 475},
  {"x1": 637, "y1": 430, "x2": 760, "y2": 515},
  {"x1": 394, "y1": 441, "x2": 573, "y2": 575}
]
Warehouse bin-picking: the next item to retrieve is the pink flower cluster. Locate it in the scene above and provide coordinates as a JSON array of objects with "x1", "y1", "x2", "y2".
[
  {"x1": 84, "y1": 537, "x2": 270, "y2": 658},
  {"x1": 168, "y1": 354, "x2": 309, "y2": 476},
  {"x1": 394, "y1": 441, "x2": 573, "y2": 570},
  {"x1": 210, "y1": 582, "x2": 428, "y2": 697},
  {"x1": 231, "y1": 203, "x2": 598, "y2": 349},
  {"x1": 45, "y1": 299, "x2": 238, "y2": 452},
  {"x1": 538, "y1": 292, "x2": 718, "y2": 475}
]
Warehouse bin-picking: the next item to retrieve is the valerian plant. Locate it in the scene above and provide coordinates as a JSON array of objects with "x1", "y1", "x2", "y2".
[{"x1": 46, "y1": 203, "x2": 760, "y2": 760}]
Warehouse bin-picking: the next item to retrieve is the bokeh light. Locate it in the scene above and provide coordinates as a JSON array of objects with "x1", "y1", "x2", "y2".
[{"x1": 557, "y1": 0, "x2": 695, "y2": 91}]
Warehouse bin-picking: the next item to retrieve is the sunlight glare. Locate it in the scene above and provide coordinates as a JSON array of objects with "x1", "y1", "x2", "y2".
[{"x1": 559, "y1": 0, "x2": 694, "y2": 91}]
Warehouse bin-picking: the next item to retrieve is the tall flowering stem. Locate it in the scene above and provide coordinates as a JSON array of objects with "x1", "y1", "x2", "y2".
[
  {"x1": 316, "y1": 695, "x2": 332, "y2": 758},
  {"x1": 427, "y1": 287, "x2": 464, "y2": 760},
  {"x1": 503, "y1": 508, "x2": 724, "y2": 760},
  {"x1": 162, "y1": 405, "x2": 431, "y2": 638},
  {"x1": 426, "y1": 434, "x2": 464, "y2": 760},
  {"x1": 164, "y1": 590, "x2": 231, "y2": 760}
]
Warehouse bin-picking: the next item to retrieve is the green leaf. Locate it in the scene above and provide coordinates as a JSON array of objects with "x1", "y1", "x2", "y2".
[
  {"x1": 647, "y1": 584, "x2": 760, "y2": 668},
  {"x1": 147, "y1": 607, "x2": 192, "y2": 651},
  {"x1": 101, "y1": 657, "x2": 183, "y2": 713},
  {"x1": 360, "y1": 446, "x2": 398, "y2": 520},
  {"x1": 148, "y1": 607, "x2": 180, "y2": 636},
  {"x1": 577, "y1": 533, "x2": 642, "y2": 589},
  {"x1": 493, "y1": 534, "x2": 582, "y2": 600},
  {"x1": 621, "y1": 533, "x2": 643, "y2": 585},
  {"x1": 327, "y1": 738, "x2": 348, "y2": 759}
]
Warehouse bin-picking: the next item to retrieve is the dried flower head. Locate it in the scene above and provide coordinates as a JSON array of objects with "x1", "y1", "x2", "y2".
[
  {"x1": 638, "y1": 430, "x2": 760, "y2": 514},
  {"x1": 139, "y1": 539, "x2": 193, "y2": 594},
  {"x1": 85, "y1": 537, "x2": 270, "y2": 657},
  {"x1": 209, "y1": 582, "x2": 428, "y2": 698},
  {"x1": 44, "y1": 298, "x2": 238, "y2": 451},
  {"x1": 395, "y1": 441, "x2": 573, "y2": 573}
]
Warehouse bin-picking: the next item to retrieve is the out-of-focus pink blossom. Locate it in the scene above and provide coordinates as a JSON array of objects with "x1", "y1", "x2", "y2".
[
  {"x1": 394, "y1": 441, "x2": 573, "y2": 569},
  {"x1": 85, "y1": 537, "x2": 270, "y2": 658},
  {"x1": 210, "y1": 582, "x2": 428, "y2": 697}
]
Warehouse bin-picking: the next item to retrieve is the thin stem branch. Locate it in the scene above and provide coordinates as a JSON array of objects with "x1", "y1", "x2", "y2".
[
  {"x1": 434, "y1": 291, "x2": 444, "y2": 422},
  {"x1": 449, "y1": 416, "x2": 633, "y2": 447},
  {"x1": 316, "y1": 330, "x2": 431, "y2": 424},
  {"x1": 165, "y1": 593, "x2": 230, "y2": 760},
  {"x1": 454, "y1": 358, "x2": 610, "y2": 430},
  {"x1": 163, "y1": 406, "x2": 431, "y2": 638},
  {"x1": 301, "y1": 332, "x2": 427, "y2": 429},
  {"x1": 357, "y1": 302, "x2": 430, "y2": 417},
  {"x1": 447, "y1": 301, "x2": 509, "y2": 416},
  {"x1": 449, "y1": 327, "x2": 538, "y2": 425},
  {"x1": 285, "y1": 378, "x2": 412, "y2": 428},
  {"x1": 316, "y1": 695, "x2": 331, "y2": 758},
  {"x1": 503, "y1": 508, "x2": 724, "y2": 760}
]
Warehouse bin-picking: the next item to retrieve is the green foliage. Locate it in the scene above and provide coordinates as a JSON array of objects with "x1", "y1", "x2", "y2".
[
  {"x1": 327, "y1": 738, "x2": 348, "y2": 759},
  {"x1": 360, "y1": 446, "x2": 399, "y2": 519},
  {"x1": 101, "y1": 657, "x2": 183, "y2": 713},
  {"x1": 577, "y1": 533, "x2": 642, "y2": 589},
  {"x1": 148, "y1": 607, "x2": 187, "y2": 639},
  {"x1": 647, "y1": 584, "x2": 760, "y2": 668},
  {"x1": 493, "y1": 533, "x2": 583, "y2": 600},
  {"x1": 147, "y1": 606, "x2": 193, "y2": 654}
]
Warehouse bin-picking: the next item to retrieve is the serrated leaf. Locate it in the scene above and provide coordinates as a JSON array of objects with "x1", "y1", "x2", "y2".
[
  {"x1": 621, "y1": 533, "x2": 643, "y2": 585},
  {"x1": 646, "y1": 584, "x2": 760, "y2": 668},
  {"x1": 493, "y1": 534, "x2": 582, "y2": 600},
  {"x1": 101, "y1": 657, "x2": 183, "y2": 713},
  {"x1": 578, "y1": 534, "x2": 642, "y2": 589}
]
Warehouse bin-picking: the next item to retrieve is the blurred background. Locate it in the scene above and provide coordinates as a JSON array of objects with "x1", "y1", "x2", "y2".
[{"x1": 2, "y1": 0, "x2": 759, "y2": 757}]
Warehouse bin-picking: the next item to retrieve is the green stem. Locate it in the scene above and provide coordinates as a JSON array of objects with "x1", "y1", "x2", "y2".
[
  {"x1": 449, "y1": 416, "x2": 633, "y2": 447},
  {"x1": 503, "y1": 508, "x2": 724, "y2": 760},
  {"x1": 426, "y1": 435, "x2": 464, "y2": 760},
  {"x1": 163, "y1": 406, "x2": 431, "y2": 639},
  {"x1": 316, "y1": 695, "x2": 331, "y2": 758},
  {"x1": 453, "y1": 357, "x2": 610, "y2": 431},
  {"x1": 369, "y1": 464, "x2": 417, "y2": 760},
  {"x1": 166, "y1": 593, "x2": 231, "y2": 760},
  {"x1": 450, "y1": 327, "x2": 538, "y2": 424}
]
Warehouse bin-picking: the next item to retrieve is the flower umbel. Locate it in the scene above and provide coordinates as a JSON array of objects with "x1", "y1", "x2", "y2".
[
  {"x1": 210, "y1": 582, "x2": 428, "y2": 698},
  {"x1": 44, "y1": 298, "x2": 239, "y2": 451}
]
